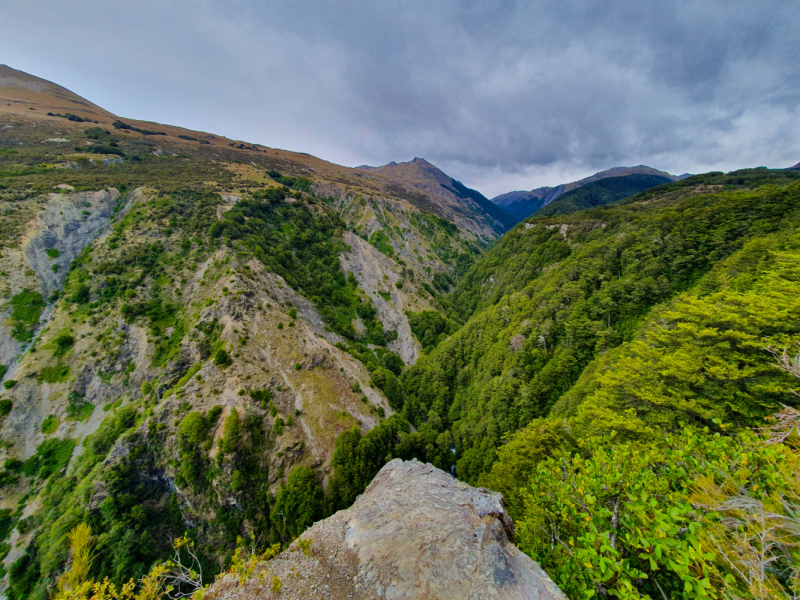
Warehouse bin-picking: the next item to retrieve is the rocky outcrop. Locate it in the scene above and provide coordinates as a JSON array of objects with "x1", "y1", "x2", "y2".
[
  {"x1": 341, "y1": 232, "x2": 419, "y2": 365},
  {"x1": 206, "y1": 459, "x2": 565, "y2": 600}
]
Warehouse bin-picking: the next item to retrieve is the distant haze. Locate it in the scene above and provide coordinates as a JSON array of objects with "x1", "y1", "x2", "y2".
[{"x1": 2, "y1": 0, "x2": 799, "y2": 197}]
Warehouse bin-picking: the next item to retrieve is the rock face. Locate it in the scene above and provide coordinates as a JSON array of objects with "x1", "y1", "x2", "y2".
[{"x1": 206, "y1": 459, "x2": 565, "y2": 600}]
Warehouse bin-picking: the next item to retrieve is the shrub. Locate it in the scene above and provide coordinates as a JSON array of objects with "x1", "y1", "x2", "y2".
[
  {"x1": 0, "y1": 399, "x2": 12, "y2": 417},
  {"x1": 220, "y1": 409, "x2": 242, "y2": 454},
  {"x1": 22, "y1": 437, "x2": 76, "y2": 479},
  {"x1": 54, "y1": 332, "x2": 75, "y2": 355},
  {"x1": 45, "y1": 248, "x2": 61, "y2": 259},
  {"x1": 84, "y1": 407, "x2": 137, "y2": 460},
  {"x1": 40, "y1": 415, "x2": 60, "y2": 434},
  {"x1": 38, "y1": 364, "x2": 70, "y2": 383},
  {"x1": 177, "y1": 412, "x2": 212, "y2": 488},
  {"x1": 3, "y1": 381, "x2": 16, "y2": 390},
  {"x1": 271, "y1": 467, "x2": 324, "y2": 540},
  {"x1": 214, "y1": 349, "x2": 232, "y2": 368},
  {"x1": 66, "y1": 392, "x2": 94, "y2": 421},
  {"x1": 9, "y1": 290, "x2": 46, "y2": 342},
  {"x1": 249, "y1": 388, "x2": 273, "y2": 409}
]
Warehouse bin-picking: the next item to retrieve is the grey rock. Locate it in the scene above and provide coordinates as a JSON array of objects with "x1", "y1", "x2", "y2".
[{"x1": 206, "y1": 459, "x2": 565, "y2": 600}]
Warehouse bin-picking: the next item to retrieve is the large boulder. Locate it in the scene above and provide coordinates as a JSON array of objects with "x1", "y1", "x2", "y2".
[{"x1": 206, "y1": 459, "x2": 565, "y2": 600}]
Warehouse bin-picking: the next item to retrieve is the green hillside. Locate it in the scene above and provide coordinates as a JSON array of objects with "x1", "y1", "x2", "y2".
[
  {"x1": 396, "y1": 168, "x2": 800, "y2": 475},
  {"x1": 325, "y1": 168, "x2": 800, "y2": 597},
  {"x1": 534, "y1": 173, "x2": 673, "y2": 217}
]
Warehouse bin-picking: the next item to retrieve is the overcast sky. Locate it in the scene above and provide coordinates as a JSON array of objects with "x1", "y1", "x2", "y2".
[{"x1": 3, "y1": 0, "x2": 799, "y2": 197}]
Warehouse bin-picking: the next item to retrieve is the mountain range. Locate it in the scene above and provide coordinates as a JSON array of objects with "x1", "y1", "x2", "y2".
[{"x1": 491, "y1": 165, "x2": 690, "y2": 221}]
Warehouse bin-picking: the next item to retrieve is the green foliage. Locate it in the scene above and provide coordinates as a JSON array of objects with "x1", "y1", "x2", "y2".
[
  {"x1": 22, "y1": 438, "x2": 76, "y2": 479},
  {"x1": 271, "y1": 467, "x2": 323, "y2": 541},
  {"x1": 177, "y1": 411, "x2": 214, "y2": 489},
  {"x1": 53, "y1": 332, "x2": 75, "y2": 355},
  {"x1": 560, "y1": 237, "x2": 800, "y2": 440},
  {"x1": 2, "y1": 380, "x2": 15, "y2": 389},
  {"x1": 249, "y1": 388, "x2": 273, "y2": 409},
  {"x1": 401, "y1": 178, "x2": 800, "y2": 483},
  {"x1": 406, "y1": 310, "x2": 455, "y2": 352},
  {"x1": 45, "y1": 248, "x2": 61, "y2": 259},
  {"x1": 535, "y1": 173, "x2": 673, "y2": 218},
  {"x1": 0, "y1": 510, "x2": 13, "y2": 541},
  {"x1": 41, "y1": 415, "x2": 60, "y2": 434},
  {"x1": 66, "y1": 392, "x2": 94, "y2": 421},
  {"x1": 370, "y1": 368, "x2": 403, "y2": 409},
  {"x1": 38, "y1": 363, "x2": 70, "y2": 383},
  {"x1": 167, "y1": 363, "x2": 202, "y2": 395},
  {"x1": 0, "y1": 398, "x2": 12, "y2": 417},
  {"x1": 9, "y1": 290, "x2": 46, "y2": 342},
  {"x1": 369, "y1": 230, "x2": 395, "y2": 258},
  {"x1": 112, "y1": 120, "x2": 165, "y2": 136},
  {"x1": 220, "y1": 190, "x2": 385, "y2": 342},
  {"x1": 214, "y1": 348, "x2": 232, "y2": 368},
  {"x1": 328, "y1": 415, "x2": 413, "y2": 510},
  {"x1": 220, "y1": 409, "x2": 242, "y2": 454},
  {"x1": 84, "y1": 406, "x2": 137, "y2": 459},
  {"x1": 517, "y1": 425, "x2": 800, "y2": 599}
]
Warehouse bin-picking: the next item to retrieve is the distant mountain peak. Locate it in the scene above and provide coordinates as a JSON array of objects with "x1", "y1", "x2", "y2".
[
  {"x1": 0, "y1": 63, "x2": 112, "y2": 117},
  {"x1": 491, "y1": 165, "x2": 682, "y2": 221},
  {"x1": 356, "y1": 158, "x2": 517, "y2": 231}
]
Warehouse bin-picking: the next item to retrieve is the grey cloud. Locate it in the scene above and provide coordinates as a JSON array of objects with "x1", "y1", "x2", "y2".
[{"x1": 2, "y1": 0, "x2": 798, "y2": 196}]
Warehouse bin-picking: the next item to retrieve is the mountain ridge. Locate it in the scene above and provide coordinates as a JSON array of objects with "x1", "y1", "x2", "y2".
[
  {"x1": 492, "y1": 165, "x2": 684, "y2": 221},
  {"x1": 357, "y1": 157, "x2": 517, "y2": 231}
]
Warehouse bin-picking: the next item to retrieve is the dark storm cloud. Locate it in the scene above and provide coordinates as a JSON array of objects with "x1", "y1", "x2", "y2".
[{"x1": 2, "y1": 0, "x2": 799, "y2": 195}]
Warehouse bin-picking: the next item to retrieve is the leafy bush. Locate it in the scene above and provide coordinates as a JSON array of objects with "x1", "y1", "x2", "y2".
[
  {"x1": 22, "y1": 438, "x2": 76, "y2": 479},
  {"x1": 53, "y1": 332, "x2": 75, "y2": 355},
  {"x1": 112, "y1": 120, "x2": 166, "y2": 136},
  {"x1": 214, "y1": 349, "x2": 232, "y2": 368},
  {"x1": 9, "y1": 290, "x2": 45, "y2": 342},
  {"x1": 66, "y1": 392, "x2": 94, "y2": 421},
  {"x1": 517, "y1": 423, "x2": 800, "y2": 600},
  {"x1": 40, "y1": 415, "x2": 60, "y2": 434},
  {"x1": 271, "y1": 467, "x2": 323, "y2": 541},
  {"x1": 38, "y1": 364, "x2": 70, "y2": 383},
  {"x1": 177, "y1": 412, "x2": 214, "y2": 488}
]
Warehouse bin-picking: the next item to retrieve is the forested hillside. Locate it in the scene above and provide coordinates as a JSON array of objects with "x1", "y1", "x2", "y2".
[
  {"x1": 324, "y1": 167, "x2": 800, "y2": 597},
  {"x1": 534, "y1": 173, "x2": 672, "y2": 217},
  {"x1": 0, "y1": 67, "x2": 500, "y2": 600},
  {"x1": 397, "y1": 168, "x2": 800, "y2": 478}
]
